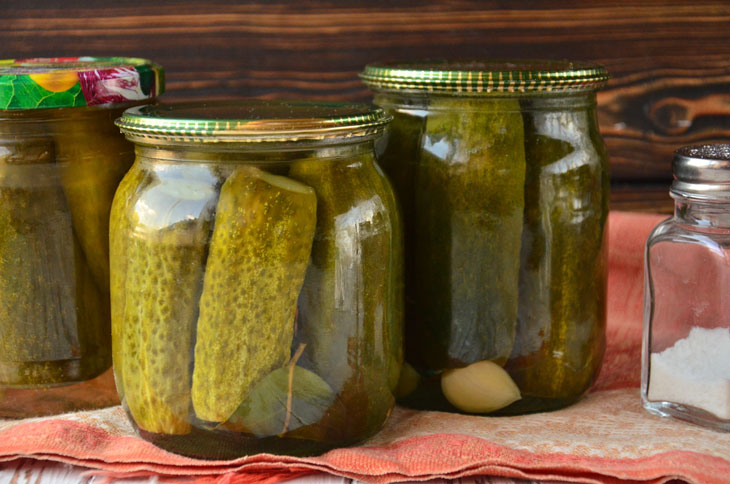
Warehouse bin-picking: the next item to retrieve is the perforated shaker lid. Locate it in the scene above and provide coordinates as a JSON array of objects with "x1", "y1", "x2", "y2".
[{"x1": 671, "y1": 144, "x2": 730, "y2": 201}]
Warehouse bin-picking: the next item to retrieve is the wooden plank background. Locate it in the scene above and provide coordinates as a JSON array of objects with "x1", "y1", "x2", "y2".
[{"x1": 4, "y1": 0, "x2": 730, "y2": 213}]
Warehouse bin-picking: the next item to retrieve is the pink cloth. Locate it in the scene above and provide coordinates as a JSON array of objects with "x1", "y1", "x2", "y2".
[{"x1": 3, "y1": 211, "x2": 728, "y2": 484}]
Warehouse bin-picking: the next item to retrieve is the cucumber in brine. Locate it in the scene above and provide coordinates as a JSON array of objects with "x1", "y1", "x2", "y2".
[
  {"x1": 119, "y1": 165, "x2": 218, "y2": 435},
  {"x1": 413, "y1": 97, "x2": 526, "y2": 369},
  {"x1": 69, "y1": 230, "x2": 111, "y2": 383},
  {"x1": 374, "y1": 108, "x2": 424, "y2": 377},
  {"x1": 109, "y1": 163, "x2": 150, "y2": 396},
  {"x1": 507, "y1": 106, "x2": 608, "y2": 406},
  {"x1": 191, "y1": 166, "x2": 316, "y2": 424},
  {"x1": 289, "y1": 154, "x2": 396, "y2": 440},
  {"x1": 0, "y1": 133, "x2": 81, "y2": 385},
  {"x1": 56, "y1": 108, "x2": 134, "y2": 295},
  {"x1": 360, "y1": 156, "x2": 404, "y2": 394}
]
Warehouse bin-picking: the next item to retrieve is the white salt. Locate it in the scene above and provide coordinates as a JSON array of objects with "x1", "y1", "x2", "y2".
[{"x1": 648, "y1": 326, "x2": 730, "y2": 420}]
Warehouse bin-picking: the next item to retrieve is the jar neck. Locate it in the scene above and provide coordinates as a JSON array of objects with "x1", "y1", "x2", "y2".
[
  {"x1": 0, "y1": 106, "x2": 129, "y2": 139},
  {"x1": 674, "y1": 198, "x2": 730, "y2": 229},
  {"x1": 372, "y1": 90, "x2": 597, "y2": 111},
  {"x1": 133, "y1": 140, "x2": 375, "y2": 164}
]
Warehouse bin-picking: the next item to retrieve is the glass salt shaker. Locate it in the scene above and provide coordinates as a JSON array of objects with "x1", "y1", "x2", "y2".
[{"x1": 643, "y1": 144, "x2": 730, "y2": 431}]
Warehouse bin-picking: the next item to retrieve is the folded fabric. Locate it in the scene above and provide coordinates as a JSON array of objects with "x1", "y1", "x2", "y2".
[{"x1": 2, "y1": 211, "x2": 728, "y2": 484}]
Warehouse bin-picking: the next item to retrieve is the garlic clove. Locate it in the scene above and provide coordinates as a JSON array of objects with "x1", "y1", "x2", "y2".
[
  {"x1": 394, "y1": 362, "x2": 421, "y2": 398},
  {"x1": 441, "y1": 360, "x2": 521, "y2": 413}
]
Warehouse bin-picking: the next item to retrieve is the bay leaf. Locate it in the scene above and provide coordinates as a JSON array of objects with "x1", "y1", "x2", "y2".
[{"x1": 224, "y1": 365, "x2": 335, "y2": 438}]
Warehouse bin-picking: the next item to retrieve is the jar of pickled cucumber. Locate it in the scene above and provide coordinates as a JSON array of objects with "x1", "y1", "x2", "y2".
[
  {"x1": 361, "y1": 60, "x2": 610, "y2": 415},
  {"x1": 112, "y1": 100, "x2": 401, "y2": 458},
  {"x1": 0, "y1": 57, "x2": 163, "y2": 418}
]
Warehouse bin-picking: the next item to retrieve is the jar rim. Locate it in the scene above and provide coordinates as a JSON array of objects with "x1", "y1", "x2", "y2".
[
  {"x1": 115, "y1": 100, "x2": 391, "y2": 144},
  {"x1": 0, "y1": 57, "x2": 164, "y2": 110},
  {"x1": 360, "y1": 59, "x2": 608, "y2": 94}
]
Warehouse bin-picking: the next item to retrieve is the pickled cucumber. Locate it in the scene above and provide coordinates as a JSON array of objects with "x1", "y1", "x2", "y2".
[
  {"x1": 507, "y1": 107, "x2": 608, "y2": 404},
  {"x1": 362, "y1": 157, "x2": 404, "y2": 393},
  {"x1": 374, "y1": 108, "x2": 423, "y2": 380},
  {"x1": 289, "y1": 154, "x2": 395, "y2": 439},
  {"x1": 0, "y1": 132, "x2": 82, "y2": 385},
  {"x1": 192, "y1": 166, "x2": 316, "y2": 423},
  {"x1": 413, "y1": 96, "x2": 526, "y2": 369},
  {"x1": 109, "y1": 163, "x2": 149, "y2": 395},
  {"x1": 57, "y1": 107, "x2": 134, "y2": 295},
  {"x1": 118, "y1": 165, "x2": 218, "y2": 434},
  {"x1": 0, "y1": 234, "x2": 106, "y2": 386},
  {"x1": 67, "y1": 231, "x2": 110, "y2": 383},
  {"x1": 374, "y1": 107, "x2": 423, "y2": 245}
]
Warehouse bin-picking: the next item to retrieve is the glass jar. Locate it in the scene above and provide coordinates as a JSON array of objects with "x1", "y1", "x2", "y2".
[
  {"x1": 360, "y1": 60, "x2": 610, "y2": 415},
  {"x1": 643, "y1": 144, "x2": 730, "y2": 432},
  {"x1": 0, "y1": 57, "x2": 163, "y2": 417},
  {"x1": 112, "y1": 100, "x2": 402, "y2": 458}
]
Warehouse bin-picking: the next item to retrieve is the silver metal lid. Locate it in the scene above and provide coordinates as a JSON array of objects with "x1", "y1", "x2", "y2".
[{"x1": 671, "y1": 144, "x2": 730, "y2": 201}]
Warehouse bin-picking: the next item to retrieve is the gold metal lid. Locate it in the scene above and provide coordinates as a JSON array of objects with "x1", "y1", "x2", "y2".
[
  {"x1": 360, "y1": 59, "x2": 609, "y2": 94},
  {"x1": 116, "y1": 100, "x2": 391, "y2": 144}
]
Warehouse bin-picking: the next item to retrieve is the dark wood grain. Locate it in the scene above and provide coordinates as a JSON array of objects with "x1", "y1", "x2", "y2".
[
  {"x1": 3, "y1": 0, "x2": 728, "y2": 211},
  {"x1": 599, "y1": 61, "x2": 730, "y2": 181},
  {"x1": 610, "y1": 183, "x2": 673, "y2": 214}
]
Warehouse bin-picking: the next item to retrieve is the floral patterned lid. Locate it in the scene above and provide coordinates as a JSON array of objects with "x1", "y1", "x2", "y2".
[{"x1": 0, "y1": 57, "x2": 164, "y2": 110}]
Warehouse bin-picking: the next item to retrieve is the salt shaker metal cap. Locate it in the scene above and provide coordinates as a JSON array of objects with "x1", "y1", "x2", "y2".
[{"x1": 671, "y1": 144, "x2": 730, "y2": 201}]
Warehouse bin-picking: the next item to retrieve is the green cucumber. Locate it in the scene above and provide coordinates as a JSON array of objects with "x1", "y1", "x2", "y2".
[{"x1": 191, "y1": 166, "x2": 316, "y2": 423}]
